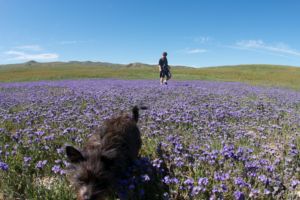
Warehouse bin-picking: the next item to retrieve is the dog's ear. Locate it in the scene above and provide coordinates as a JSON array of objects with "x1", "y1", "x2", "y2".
[
  {"x1": 132, "y1": 106, "x2": 139, "y2": 123},
  {"x1": 132, "y1": 105, "x2": 148, "y2": 122},
  {"x1": 66, "y1": 146, "x2": 85, "y2": 163}
]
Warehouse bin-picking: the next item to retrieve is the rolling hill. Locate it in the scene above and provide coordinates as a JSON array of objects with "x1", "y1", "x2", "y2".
[{"x1": 0, "y1": 61, "x2": 300, "y2": 90}]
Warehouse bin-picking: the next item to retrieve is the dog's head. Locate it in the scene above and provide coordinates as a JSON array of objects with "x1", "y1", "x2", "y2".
[
  {"x1": 65, "y1": 106, "x2": 146, "y2": 199},
  {"x1": 66, "y1": 146, "x2": 116, "y2": 200}
]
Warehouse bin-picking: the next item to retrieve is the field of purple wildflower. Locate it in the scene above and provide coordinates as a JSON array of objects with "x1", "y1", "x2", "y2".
[{"x1": 0, "y1": 79, "x2": 300, "y2": 199}]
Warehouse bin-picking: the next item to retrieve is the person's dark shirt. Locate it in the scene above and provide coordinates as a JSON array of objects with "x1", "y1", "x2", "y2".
[{"x1": 159, "y1": 57, "x2": 168, "y2": 70}]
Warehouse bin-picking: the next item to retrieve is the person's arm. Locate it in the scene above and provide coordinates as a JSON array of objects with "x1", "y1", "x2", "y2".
[{"x1": 158, "y1": 59, "x2": 162, "y2": 71}]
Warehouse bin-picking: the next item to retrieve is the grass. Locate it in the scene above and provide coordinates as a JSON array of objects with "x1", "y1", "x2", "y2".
[{"x1": 1, "y1": 62, "x2": 300, "y2": 90}]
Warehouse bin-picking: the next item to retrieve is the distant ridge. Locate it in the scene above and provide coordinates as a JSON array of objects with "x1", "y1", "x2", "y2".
[
  {"x1": 67, "y1": 61, "x2": 125, "y2": 67},
  {"x1": 0, "y1": 60, "x2": 297, "y2": 69},
  {"x1": 0, "y1": 60, "x2": 195, "y2": 69}
]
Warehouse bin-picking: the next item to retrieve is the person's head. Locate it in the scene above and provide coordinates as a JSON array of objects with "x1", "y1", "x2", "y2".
[{"x1": 162, "y1": 52, "x2": 167, "y2": 57}]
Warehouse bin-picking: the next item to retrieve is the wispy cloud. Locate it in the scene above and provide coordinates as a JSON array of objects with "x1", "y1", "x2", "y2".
[
  {"x1": 184, "y1": 48, "x2": 207, "y2": 54},
  {"x1": 59, "y1": 40, "x2": 92, "y2": 45},
  {"x1": 193, "y1": 36, "x2": 212, "y2": 44},
  {"x1": 59, "y1": 40, "x2": 78, "y2": 45},
  {"x1": 5, "y1": 50, "x2": 59, "y2": 61},
  {"x1": 234, "y1": 40, "x2": 300, "y2": 57},
  {"x1": 15, "y1": 45, "x2": 43, "y2": 51},
  {"x1": 3, "y1": 44, "x2": 59, "y2": 62}
]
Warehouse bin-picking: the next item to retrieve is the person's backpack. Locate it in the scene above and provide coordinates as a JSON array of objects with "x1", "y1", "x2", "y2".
[{"x1": 162, "y1": 59, "x2": 169, "y2": 70}]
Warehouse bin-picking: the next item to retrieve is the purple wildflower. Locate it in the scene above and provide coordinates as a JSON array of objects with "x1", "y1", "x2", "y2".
[
  {"x1": 0, "y1": 161, "x2": 9, "y2": 171},
  {"x1": 198, "y1": 177, "x2": 209, "y2": 186},
  {"x1": 214, "y1": 172, "x2": 230, "y2": 181},
  {"x1": 191, "y1": 186, "x2": 202, "y2": 196},
  {"x1": 184, "y1": 178, "x2": 194, "y2": 186},
  {"x1": 234, "y1": 177, "x2": 249, "y2": 188},
  {"x1": 23, "y1": 156, "x2": 32, "y2": 165},
  {"x1": 258, "y1": 174, "x2": 269, "y2": 185},
  {"x1": 291, "y1": 179, "x2": 300, "y2": 189},
  {"x1": 35, "y1": 131, "x2": 45, "y2": 136},
  {"x1": 35, "y1": 160, "x2": 47, "y2": 169},
  {"x1": 234, "y1": 190, "x2": 245, "y2": 200},
  {"x1": 51, "y1": 165, "x2": 65, "y2": 174}
]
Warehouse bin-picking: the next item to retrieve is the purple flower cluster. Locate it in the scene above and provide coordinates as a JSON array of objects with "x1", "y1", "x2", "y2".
[{"x1": 0, "y1": 161, "x2": 9, "y2": 171}]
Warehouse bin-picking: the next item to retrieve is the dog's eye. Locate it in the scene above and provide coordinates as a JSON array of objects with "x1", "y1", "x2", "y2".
[
  {"x1": 95, "y1": 181, "x2": 107, "y2": 189},
  {"x1": 76, "y1": 176, "x2": 88, "y2": 185}
]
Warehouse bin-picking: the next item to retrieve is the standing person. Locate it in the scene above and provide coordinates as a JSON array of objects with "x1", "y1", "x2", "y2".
[{"x1": 158, "y1": 52, "x2": 171, "y2": 85}]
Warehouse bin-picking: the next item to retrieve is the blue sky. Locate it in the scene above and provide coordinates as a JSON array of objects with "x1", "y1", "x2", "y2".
[{"x1": 0, "y1": 0, "x2": 300, "y2": 67}]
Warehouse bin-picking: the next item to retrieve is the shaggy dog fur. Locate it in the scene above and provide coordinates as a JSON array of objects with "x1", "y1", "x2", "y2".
[{"x1": 66, "y1": 106, "x2": 142, "y2": 200}]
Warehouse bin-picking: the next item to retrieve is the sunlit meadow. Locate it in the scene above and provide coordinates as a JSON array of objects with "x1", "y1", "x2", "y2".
[{"x1": 0, "y1": 79, "x2": 300, "y2": 199}]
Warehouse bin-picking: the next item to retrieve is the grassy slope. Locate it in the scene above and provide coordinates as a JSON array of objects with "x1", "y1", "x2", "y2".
[{"x1": 0, "y1": 62, "x2": 300, "y2": 90}]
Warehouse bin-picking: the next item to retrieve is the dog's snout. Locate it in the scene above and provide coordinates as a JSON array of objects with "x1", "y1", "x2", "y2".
[
  {"x1": 83, "y1": 196, "x2": 88, "y2": 200},
  {"x1": 83, "y1": 193, "x2": 94, "y2": 200},
  {"x1": 78, "y1": 186, "x2": 92, "y2": 200}
]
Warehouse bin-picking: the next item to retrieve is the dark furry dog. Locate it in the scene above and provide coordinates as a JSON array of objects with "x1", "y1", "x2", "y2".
[{"x1": 66, "y1": 106, "x2": 143, "y2": 200}]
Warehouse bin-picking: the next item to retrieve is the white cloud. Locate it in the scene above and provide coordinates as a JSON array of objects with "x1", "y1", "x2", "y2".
[
  {"x1": 235, "y1": 40, "x2": 300, "y2": 57},
  {"x1": 5, "y1": 50, "x2": 59, "y2": 61},
  {"x1": 15, "y1": 45, "x2": 43, "y2": 51},
  {"x1": 185, "y1": 48, "x2": 207, "y2": 54}
]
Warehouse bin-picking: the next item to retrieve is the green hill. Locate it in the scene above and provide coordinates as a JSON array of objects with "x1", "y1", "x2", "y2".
[{"x1": 0, "y1": 61, "x2": 300, "y2": 90}]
